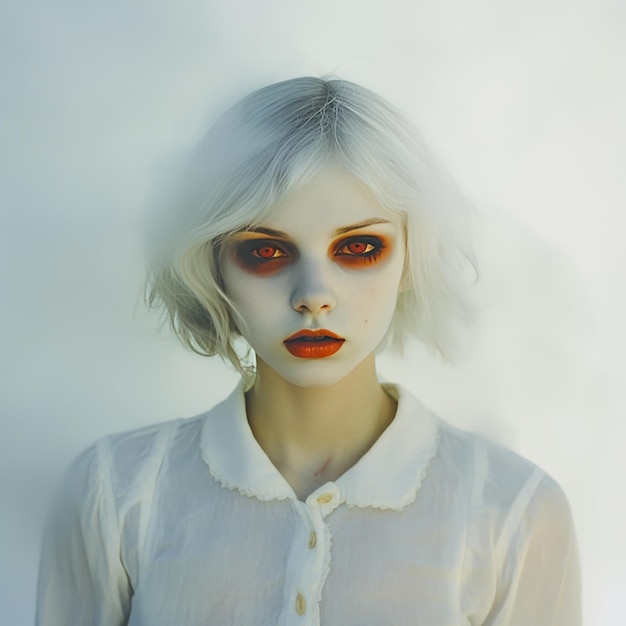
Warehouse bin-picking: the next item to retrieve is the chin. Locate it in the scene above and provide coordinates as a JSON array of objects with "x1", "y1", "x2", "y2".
[{"x1": 257, "y1": 351, "x2": 373, "y2": 389}]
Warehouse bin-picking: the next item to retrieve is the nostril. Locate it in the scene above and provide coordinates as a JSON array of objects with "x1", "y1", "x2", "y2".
[{"x1": 291, "y1": 294, "x2": 336, "y2": 315}]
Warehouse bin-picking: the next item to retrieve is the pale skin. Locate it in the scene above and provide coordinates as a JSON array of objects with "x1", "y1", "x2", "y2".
[
  {"x1": 221, "y1": 165, "x2": 406, "y2": 500},
  {"x1": 247, "y1": 354, "x2": 397, "y2": 499}
]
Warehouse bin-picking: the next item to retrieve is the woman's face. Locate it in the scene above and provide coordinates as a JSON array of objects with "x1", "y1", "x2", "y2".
[{"x1": 221, "y1": 165, "x2": 406, "y2": 388}]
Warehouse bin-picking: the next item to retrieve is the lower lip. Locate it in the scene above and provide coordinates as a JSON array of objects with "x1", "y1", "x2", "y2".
[{"x1": 284, "y1": 338, "x2": 345, "y2": 359}]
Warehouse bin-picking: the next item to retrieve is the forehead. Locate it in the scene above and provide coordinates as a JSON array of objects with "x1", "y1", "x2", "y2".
[{"x1": 261, "y1": 165, "x2": 399, "y2": 236}]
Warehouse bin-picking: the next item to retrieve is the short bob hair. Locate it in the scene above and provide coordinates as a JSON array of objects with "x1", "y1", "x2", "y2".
[{"x1": 146, "y1": 76, "x2": 475, "y2": 381}]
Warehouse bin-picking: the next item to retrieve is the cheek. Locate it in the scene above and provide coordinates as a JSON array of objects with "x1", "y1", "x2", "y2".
[
  {"x1": 221, "y1": 271, "x2": 256, "y2": 326},
  {"x1": 222, "y1": 271, "x2": 285, "y2": 329},
  {"x1": 223, "y1": 263, "x2": 260, "y2": 301},
  {"x1": 360, "y1": 249, "x2": 405, "y2": 301},
  {"x1": 347, "y1": 274, "x2": 401, "y2": 327},
  {"x1": 362, "y1": 274, "x2": 404, "y2": 329}
]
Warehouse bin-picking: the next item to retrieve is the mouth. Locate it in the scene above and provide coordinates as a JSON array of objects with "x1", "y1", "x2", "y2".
[{"x1": 283, "y1": 329, "x2": 345, "y2": 359}]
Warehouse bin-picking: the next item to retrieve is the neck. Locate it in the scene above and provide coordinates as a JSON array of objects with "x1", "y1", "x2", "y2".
[{"x1": 244, "y1": 355, "x2": 397, "y2": 499}]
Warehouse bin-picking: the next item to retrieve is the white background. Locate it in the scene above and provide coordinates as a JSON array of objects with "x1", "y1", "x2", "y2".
[{"x1": 1, "y1": 1, "x2": 624, "y2": 624}]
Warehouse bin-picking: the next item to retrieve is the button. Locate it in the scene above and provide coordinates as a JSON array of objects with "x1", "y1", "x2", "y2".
[
  {"x1": 295, "y1": 593, "x2": 306, "y2": 615},
  {"x1": 308, "y1": 531, "x2": 317, "y2": 549},
  {"x1": 317, "y1": 493, "x2": 333, "y2": 504}
]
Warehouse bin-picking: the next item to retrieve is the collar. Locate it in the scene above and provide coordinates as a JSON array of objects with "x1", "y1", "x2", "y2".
[{"x1": 199, "y1": 380, "x2": 440, "y2": 511}]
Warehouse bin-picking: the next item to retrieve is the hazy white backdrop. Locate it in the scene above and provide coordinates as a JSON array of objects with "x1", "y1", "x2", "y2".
[{"x1": 1, "y1": 1, "x2": 624, "y2": 624}]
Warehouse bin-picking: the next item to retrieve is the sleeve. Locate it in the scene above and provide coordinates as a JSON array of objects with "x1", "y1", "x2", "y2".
[
  {"x1": 35, "y1": 440, "x2": 133, "y2": 626},
  {"x1": 483, "y1": 472, "x2": 582, "y2": 626}
]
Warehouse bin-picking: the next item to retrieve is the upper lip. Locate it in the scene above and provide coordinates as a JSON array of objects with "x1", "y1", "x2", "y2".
[{"x1": 284, "y1": 329, "x2": 345, "y2": 342}]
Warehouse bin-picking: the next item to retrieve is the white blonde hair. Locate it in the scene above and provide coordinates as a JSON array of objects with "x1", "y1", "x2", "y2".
[{"x1": 146, "y1": 77, "x2": 476, "y2": 380}]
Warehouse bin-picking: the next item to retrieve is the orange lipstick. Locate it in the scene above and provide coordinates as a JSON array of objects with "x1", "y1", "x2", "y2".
[{"x1": 283, "y1": 329, "x2": 345, "y2": 359}]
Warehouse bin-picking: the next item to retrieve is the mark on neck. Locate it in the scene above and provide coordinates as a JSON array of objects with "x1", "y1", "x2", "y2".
[{"x1": 314, "y1": 457, "x2": 332, "y2": 477}]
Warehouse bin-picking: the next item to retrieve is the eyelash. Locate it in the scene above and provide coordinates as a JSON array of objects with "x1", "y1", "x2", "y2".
[
  {"x1": 233, "y1": 236, "x2": 387, "y2": 272},
  {"x1": 334, "y1": 236, "x2": 385, "y2": 264}
]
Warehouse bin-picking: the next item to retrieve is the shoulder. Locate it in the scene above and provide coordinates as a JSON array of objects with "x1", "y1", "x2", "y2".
[
  {"x1": 416, "y1": 417, "x2": 581, "y2": 622},
  {"x1": 436, "y1": 419, "x2": 542, "y2": 498},
  {"x1": 432, "y1": 418, "x2": 574, "y2": 544},
  {"x1": 61, "y1": 386, "x2": 242, "y2": 512},
  {"x1": 392, "y1": 383, "x2": 563, "y2": 516},
  {"x1": 385, "y1": 384, "x2": 571, "y2": 518},
  {"x1": 103, "y1": 413, "x2": 202, "y2": 473},
  {"x1": 60, "y1": 412, "x2": 209, "y2": 515},
  {"x1": 438, "y1": 426, "x2": 581, "y2": 623}
]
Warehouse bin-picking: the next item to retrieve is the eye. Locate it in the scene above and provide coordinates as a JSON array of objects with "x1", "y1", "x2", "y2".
[
  {"x1": 334, "y1": 235, "x2": 386, "y2": 264},
  {"x1": 252, "y1": 245, "x2": 287, "y2": 260},
  {"x1": 231, "y1": 238, "x2": 292, "y2": 273},
  {"x1": 337, "y1": 241, "x2": 376, "y2": 255}
]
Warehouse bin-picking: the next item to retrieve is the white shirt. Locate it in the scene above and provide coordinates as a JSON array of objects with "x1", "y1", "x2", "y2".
[{"x1": 36, "y1": 382, "x2": 581, "y2": 625}]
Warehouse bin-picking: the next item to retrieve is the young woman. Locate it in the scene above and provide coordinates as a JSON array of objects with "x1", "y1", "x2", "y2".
[{"x1": 36, "y1": 77, "x2": 581, "y2": 625}]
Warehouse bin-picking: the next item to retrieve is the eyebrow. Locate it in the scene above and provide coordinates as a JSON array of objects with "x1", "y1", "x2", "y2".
[
  {"x1": 243, "y1": 218, "x2": 392, "y2": 239},
  {"x1": 333, "y1": 218, "x2": 391, "y2": 235}
]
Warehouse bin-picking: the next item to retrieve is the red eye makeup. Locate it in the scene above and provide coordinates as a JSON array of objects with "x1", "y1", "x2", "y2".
[
  {"x1": 228, "y1": 230, "x2": 392, "y2": 276},
  {"x1": 333, "y1": 234, "x2": 388, "y2": 265},
  {"x1": 230, "y1": 238, "x2": 292, "y2": 274}
]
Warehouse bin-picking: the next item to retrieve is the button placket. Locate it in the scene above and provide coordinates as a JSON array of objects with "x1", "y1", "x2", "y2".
[
  {"x1": 282, "y1": 486, "x2": 340, "y2": 624},
  {"x1": 281, "y1": 501, "x2": 328, "y2": 624}
]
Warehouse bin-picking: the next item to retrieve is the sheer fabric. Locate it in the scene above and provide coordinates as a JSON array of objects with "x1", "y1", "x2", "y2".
[{"x1": 36, "y1": 383, "x2": 581, "y2": 625}]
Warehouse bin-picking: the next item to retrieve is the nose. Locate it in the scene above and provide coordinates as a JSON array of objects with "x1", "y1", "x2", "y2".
[{"x1": 290, "y1": 258, "x2": 336, "y2": 315}]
